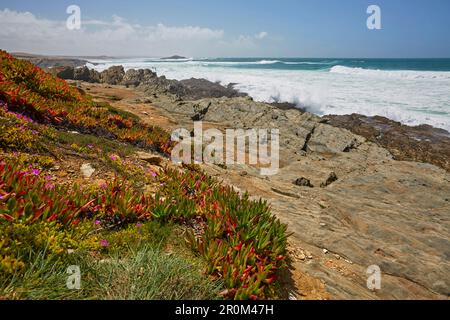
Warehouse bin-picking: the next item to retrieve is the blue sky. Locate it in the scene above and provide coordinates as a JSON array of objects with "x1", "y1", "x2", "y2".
[{"x1": 0, "y1": 0, "x2": 449, "y2": 57}]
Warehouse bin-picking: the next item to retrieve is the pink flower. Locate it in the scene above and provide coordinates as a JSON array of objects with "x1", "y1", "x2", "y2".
[
  {"x1": 94, "y1": 220, "x2": 102, "y2": 225},
  {"x1": 100, "y1": 240, "x2": 109, "y2": 247},
  {"x1": 136, "y1": 223, "x2": 143, "y2": 228},
  {"x1": 109, "y1": 155, "x2": 118, "y2": 161},
  {"x1": 147, "y1": 168, "x2": 157, "y2": 177},
  {"x1": 45, "y1": 182, "x2": 55, "y2": 190},
  {"x1": 27, "y1": 167, "x2": 41, "y2": 176}
]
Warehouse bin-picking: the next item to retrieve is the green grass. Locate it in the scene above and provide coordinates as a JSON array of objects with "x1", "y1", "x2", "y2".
[
  {"x1": 0, "y1": 221, "x2": 223, "y2": 300},
  {"x1": 1, "y1": 246, "x2": 223, "y2": 300}
]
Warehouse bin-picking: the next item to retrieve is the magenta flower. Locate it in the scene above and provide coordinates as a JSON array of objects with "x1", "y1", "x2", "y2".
[
  {"x1": 94, "y1": 220, "x2": 102, "y2": 225},
  {"x1": 109, "y1": 155, "x2": 118, "y2": 161},
  {"x1": 147, "y1": 168, "x2": 157, "y2": 177},
  {"x1": 136, "y1": 223, "x2": 143, "y2": 228},
  {"x1": 27, "y1": 167, "x2": 41, "y2": 176},
  {"x1": 11, "y1": 112, "x2": 34, "y2": 123},
  {"x1": 45, "y1": 182, "x2": 55, "y2": 190},
  {"x1": 100, "y1": 240, "x2": 109, "y2": 247}
]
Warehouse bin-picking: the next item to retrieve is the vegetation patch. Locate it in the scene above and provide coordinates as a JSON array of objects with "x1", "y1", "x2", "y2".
[{"x1": 0, "y1": 50, "x2": 288, "y2": 300}]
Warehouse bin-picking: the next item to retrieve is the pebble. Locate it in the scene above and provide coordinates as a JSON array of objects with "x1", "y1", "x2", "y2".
[
  {"x1": 298, "y1": 252, "x2": 306, "y2": 260},
  {"x1": 323, "y1": 249, "x2": 329, "y2": 254},
  {"x1": 81, "y1": 163, "x2": 95, "y2": 178}
]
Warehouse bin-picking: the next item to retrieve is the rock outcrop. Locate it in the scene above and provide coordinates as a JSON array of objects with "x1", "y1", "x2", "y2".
[
  {"x1": 49, "y1": 66, "x2": 246, "y2": 100},
  {"x1": 100, "y1": 66, "x2": 125, "y2": 85},
  {"x1": 326, "y1": 114, "x2": 450, "y2": 172},
  {"x1": 48, "y1": 66, "x2": 75, "y2": 80}
]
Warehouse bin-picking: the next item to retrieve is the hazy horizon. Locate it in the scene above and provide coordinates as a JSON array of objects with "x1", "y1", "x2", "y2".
[{"x1": 10, "y1": 52, "x2": 450, "y2": 60}]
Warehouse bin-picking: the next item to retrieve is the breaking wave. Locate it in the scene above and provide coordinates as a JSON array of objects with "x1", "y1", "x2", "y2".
[{"x1": 330, "y1": 65, "x2": 450, "y2": 80}]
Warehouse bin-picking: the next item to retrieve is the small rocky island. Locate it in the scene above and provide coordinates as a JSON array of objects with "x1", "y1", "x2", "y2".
[{"x1": 161, "y1": 55, "x2": 187, "y2": 60}]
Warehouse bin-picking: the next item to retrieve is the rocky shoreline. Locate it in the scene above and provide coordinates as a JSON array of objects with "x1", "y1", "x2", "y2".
[
  {"x1": 49, "y1": 63, "x2": 450, "y2": 172},
  {"x1": 325, "y1": 114, "x2": 450, "y2": 172},
  {"x1": 20, "y1": 57, "x2": 448, "y2": 299},
  {"x1": 67, "y1": 76, "x2": 449, "y2": 299}
]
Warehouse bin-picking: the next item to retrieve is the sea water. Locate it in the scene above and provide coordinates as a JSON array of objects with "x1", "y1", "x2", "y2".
[{"x1": 88, "y1": 58, "x2": 450, "y2": 131}]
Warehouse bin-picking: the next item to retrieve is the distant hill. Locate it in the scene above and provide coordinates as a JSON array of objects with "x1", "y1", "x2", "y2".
[{"x1": 12, "y1": 52, "x2": 88, "y2": 68}]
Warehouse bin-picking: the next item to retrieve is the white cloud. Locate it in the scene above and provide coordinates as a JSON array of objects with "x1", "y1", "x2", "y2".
[
  {"x1": 255, "y1": 31, "x2": 268, "y2": 40},
  {"x1": 0, "y1": 9, "x2": 271, "y2": 57}
]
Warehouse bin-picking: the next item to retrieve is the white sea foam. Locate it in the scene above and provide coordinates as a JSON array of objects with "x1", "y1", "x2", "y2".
[
  {"x1": 330, "y1": 65, "x2": 450, "y2": 80},
  {"x1": 257, "y1": 60, "x2": 281, "y2": 64},
  {"x1": 89, "y1": 59, "x2": 450, "y2": 131}
]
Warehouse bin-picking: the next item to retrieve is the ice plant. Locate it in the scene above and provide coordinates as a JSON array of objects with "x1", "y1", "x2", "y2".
[
  {"x1": 100, "y1": 240, "x2": 109, "y2": 247},
  {"x1": 30, "y1": 167, "x2": 41, "y2": 176},
  {"x1": 0, "y1": 50, "x2": 173, "y2": 155}
]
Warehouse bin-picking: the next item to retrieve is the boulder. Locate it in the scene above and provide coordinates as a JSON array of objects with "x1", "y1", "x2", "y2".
[
  {"x1": 294, "y1": 177, "x2": 314, "y2": 188},
  {"x1": 48, "y1": 66, "x2": 74, "y2": 79},
  {"x1": 74, "y1": 66, "x2": 93, "y2": 82},
  {"x1": 122, "y1": 69, "x2": 157, "y2": 87},
  {"x1": 101, "y1": 66, "x2": 125, "y2": 85}
]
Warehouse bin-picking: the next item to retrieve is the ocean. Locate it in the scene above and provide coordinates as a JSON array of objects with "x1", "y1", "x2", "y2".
[{"x1": 87, "y1": 58, "x2": 450, "y2": 131}]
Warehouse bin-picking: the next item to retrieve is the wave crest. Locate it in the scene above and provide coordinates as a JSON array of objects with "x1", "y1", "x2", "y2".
[{"x1": 330, "y1": 65, "x2": 450, "y2": 80}]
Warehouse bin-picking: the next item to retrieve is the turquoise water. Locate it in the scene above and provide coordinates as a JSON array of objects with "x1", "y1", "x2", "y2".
[
  {"x1": 148, "y1": 58, "x2": 450, "y2": 72},
  {"x1": 89, "y1": 57, "x2": 450, "y2": 131}
]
